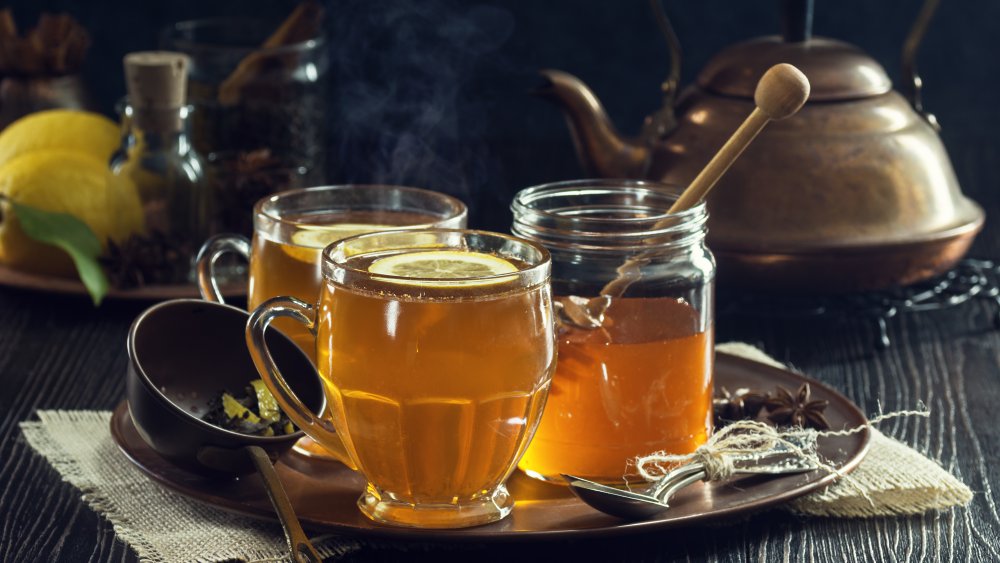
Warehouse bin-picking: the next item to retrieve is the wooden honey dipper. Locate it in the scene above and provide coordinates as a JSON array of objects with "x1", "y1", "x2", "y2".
[{"x1": 559, "y1": 63, "x2": 811, "y2": 329}]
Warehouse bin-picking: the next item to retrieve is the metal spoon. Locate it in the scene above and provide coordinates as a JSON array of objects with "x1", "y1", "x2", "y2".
[{"x1": 563, "y1": 458, "x2": 818, "y2": 520}]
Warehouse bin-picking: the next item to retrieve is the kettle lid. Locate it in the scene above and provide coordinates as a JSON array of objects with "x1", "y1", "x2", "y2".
[{"x1": 697, "y1": 36, "x2": 891, "y2": 101}]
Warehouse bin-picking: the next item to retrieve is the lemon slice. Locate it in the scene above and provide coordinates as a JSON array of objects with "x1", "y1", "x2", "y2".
[
  {"x1": 284, "y1": 224, "x2": 394, "y2": 262},
  {"x1": 292, "y1": 224, "x2": 395, "y2": 248},
  {"x1": 368, "y1": 250, "x2": 518, "y2": 287}
]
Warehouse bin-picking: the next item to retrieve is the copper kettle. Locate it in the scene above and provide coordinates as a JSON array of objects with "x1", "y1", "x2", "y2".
[{"x1": 540, "y1": 0, "x2": 984, "y2": 292}]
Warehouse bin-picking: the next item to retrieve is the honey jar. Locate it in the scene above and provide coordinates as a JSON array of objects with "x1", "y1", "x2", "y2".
[{"x1": 512, "y1": 179, "x2": 715, "y2": 484}]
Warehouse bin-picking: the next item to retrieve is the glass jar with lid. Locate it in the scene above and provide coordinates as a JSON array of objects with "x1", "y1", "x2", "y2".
[{"x1": 511, "y1": 179, "x2": 715, "y2": 484}]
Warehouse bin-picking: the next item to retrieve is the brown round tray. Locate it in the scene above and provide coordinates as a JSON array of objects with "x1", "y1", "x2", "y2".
[
  {"x1": 0, "y1": 264, "x2": 246, "y2": 301},
  {"x1": 110, "y1": 352, "x2": 870, "y2": 541}
]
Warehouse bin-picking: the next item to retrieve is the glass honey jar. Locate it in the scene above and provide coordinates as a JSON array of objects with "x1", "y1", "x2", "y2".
[{"x1": 512, "y1": 179, "x2": 715, "y2": 484}]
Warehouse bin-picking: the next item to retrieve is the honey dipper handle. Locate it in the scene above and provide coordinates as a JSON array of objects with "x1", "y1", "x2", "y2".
[
  {"x1": 667, "y1": 63, "x2": 809, "y2": 215},
  {"x1": 560, "y1": 64, "x2": 810, "y2": 327},
  {"x1": 585, "y1": 63, "x2": 810, "y2": 312},
  {"x1": 666, "y1": 107, "x2": 769, "y2": 214}
]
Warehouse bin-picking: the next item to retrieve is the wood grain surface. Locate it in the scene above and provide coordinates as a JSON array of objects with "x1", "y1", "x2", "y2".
[{"x1": 2, "y1": 155, "x2": 999, "y2": 561}]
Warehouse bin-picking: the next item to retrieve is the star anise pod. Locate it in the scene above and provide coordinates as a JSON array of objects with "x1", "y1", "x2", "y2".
[
  {"x1": 713, "y1": 386, "x2": 768, "y2": 426},
  {"x1": 764, "y1": 383, "x2": 830, "y2": 430},
  {"x1": 211, "y1": 149, "x2": 297, "y2": 235},
  {"x1": 100, "y1": 231, "x2": 188, "y2": 289}
]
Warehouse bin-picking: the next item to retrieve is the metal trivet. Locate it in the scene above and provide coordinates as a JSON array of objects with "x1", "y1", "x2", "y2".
[{"x1": 718, "y1": 258, "x2": 1000, "y2": 349}]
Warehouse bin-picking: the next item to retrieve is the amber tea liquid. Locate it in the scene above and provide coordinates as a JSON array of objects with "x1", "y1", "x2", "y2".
[
  {"x1": 248, "y1": 210, "x2": 441, "y2": 358},
  {"x1": 315, "y1": 251, "x2": 554, "y2": 512},
  {"x1": 518, "y1": 296, "x2": 713, "y2": 483}
]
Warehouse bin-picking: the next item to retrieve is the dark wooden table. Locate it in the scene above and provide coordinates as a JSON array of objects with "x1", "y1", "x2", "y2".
[
  {"x1": 4, "y1": 201, "x2": 1000, "y2": 560},
  {"x1": 4, "y1": 263, "x2": 1000, "y2": 562}
]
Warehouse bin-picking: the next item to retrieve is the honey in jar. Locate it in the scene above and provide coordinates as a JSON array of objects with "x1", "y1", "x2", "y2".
[
  {"x1": 511, "y1": 179, "x2": 715, "y2": 484},
  {"x1": 518, "y1": 296, "x2": 713, "y2": 482}
]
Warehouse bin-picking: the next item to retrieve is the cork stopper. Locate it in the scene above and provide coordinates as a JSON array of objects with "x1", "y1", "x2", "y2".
[
  {"x1": 124, "y1": 51, "x2": 189, "y2": 108},
  {"x1": 123, "y1": 51, "x2": 190, "y2": 132}
]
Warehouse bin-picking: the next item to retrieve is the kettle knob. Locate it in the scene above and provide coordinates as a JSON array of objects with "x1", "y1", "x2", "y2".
[
  {"x1": 755, "y1": 63, "x2": 811, "y2": 120},
  {"x1": 781, "y1": 0, "x2": 814, "y2": 43}
]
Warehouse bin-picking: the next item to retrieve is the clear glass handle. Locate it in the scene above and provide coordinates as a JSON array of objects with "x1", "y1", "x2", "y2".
[
  {"x1": 195, "y1": 234, "x2": 251, "y2": 304},
  {"x1": 245, "y1": 296, "x2": 357, "y2": 470}
]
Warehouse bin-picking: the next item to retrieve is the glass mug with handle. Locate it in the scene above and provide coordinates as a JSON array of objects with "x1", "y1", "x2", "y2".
[
  {"x1": 197, "y1": 184, "x2": 468, "y2": 359},
  {"x1": 246, "y1": 229, "x2": 556, "y2": 528}
]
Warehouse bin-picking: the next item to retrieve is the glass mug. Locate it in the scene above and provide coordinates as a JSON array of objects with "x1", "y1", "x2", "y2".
[
  {"x1": 246, "y1": 229, "x2": 556, "y2": 528},
  {"x1": 511, "y1": 180, "x2": 715, "y2": 484},
  {"x1": 197, "y1": 184, "x2": 468, "y2": 359}
]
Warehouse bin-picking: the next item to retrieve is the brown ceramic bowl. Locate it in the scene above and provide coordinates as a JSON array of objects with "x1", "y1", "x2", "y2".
[{"x1": 125, "y1": 299, "x2": 325, "y2": 476}]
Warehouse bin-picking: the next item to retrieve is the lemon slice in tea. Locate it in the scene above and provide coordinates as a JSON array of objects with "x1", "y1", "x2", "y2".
[
  {"x1": 291, "y1": 224, "x2": 396, "y2": 248},
  {"x1": 284, "y1": 224, "x2": 394, "y2": 262},
  {"x1": 368, "y1": 250, "x2": 518, "y2": 287}
]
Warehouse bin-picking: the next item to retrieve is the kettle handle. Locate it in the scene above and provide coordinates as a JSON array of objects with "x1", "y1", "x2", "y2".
[
  {"x1": 642, "y1": 0, "x2": 682, "y2": 141},
  {"x1": 651, "y1": 0, "x2": 681, "y2": 100},
  {"x1": 901, "y1": 0, "x2": 942, "y2": 130}
]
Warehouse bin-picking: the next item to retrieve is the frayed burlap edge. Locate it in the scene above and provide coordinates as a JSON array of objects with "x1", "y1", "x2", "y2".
[
  {"x1": 717, "y1": 342, "x2": 973, "y2": 518},
  {"x1": 20, "y1": 410, "x2": 359, "y2": 563}
]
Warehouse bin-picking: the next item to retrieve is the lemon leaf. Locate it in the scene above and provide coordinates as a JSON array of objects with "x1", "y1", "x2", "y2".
[{"x1": 8, "y1": 199, "x2": 109, "y2": 305}]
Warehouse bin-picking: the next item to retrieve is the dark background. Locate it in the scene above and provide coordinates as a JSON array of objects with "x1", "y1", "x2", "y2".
[
  {"x1": 3, "y1": 0, "x2": 998, "y2": 230},
  {"x1": 3, "y1": 3, "x2": 1000, "y2": 562}
]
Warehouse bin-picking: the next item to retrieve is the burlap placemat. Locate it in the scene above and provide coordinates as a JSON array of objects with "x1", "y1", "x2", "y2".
[
  {"x1": 18, "y1": 343, "x2": 972, "y2": 562},
  {"x1": 716, "y1": 342, "x2": 973, "y2": 517},
  {"x1": 19, "y1": 410, "x2": 359, "y2": 563}
]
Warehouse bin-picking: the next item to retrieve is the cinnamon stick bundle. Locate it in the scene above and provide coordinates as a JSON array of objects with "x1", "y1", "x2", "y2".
[
  {"x1": 217, "y1": 1, "x2": 323, "y2": 106},
  {"x1": 0, "y1": 10, "x2": 90, "y2": 76}
]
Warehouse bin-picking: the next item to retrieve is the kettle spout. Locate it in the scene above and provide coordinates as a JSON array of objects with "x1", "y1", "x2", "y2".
[{"x1": 536, "y1": 69, "x2": 651, "y2": 178}]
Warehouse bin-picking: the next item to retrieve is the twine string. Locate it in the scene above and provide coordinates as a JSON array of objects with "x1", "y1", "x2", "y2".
[
  {"x1": 633, "y1": 408, "x2": 930, "y2": 506},
  {"x1": 693, "y1": 443, "x2": 735, "y2": 481},
  {"x1": 636, "y1": 420, "x2": 820, "y2": 483}
]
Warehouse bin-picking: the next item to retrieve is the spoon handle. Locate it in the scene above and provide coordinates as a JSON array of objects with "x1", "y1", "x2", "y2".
[
  {"x1": 246, "y1": 446, "x2": 323, "y2": 563},
  {"x1": 648, "y1": 462, "x2": 706, "y2": 500},
  {"x1": 654, "y1": 470, "x2": 708, "y2": 505},
  {"x1": 646, "y1": 459, "x2": 820, "y2": 502}
]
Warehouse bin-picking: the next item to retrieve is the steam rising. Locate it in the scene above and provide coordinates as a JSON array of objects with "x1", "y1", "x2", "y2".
[{"x1": 327, "y1": 0, "x2": 515, "y2": 218}]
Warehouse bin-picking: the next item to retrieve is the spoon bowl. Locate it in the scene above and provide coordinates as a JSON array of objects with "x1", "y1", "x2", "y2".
[
  {"x1": 562, "y1": 472, "x2": 707, "y2": 520},
  {"x1": 563, "y1": 458, "x2": 819, "y2": 520}
]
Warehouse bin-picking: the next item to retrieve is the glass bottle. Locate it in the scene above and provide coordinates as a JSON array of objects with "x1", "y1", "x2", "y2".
[
  {"x1": 110, "y1": 52, "x2": 209, "y2": 283},
  {"x1": 511, "y1": 179, "x2": 715, "y2": 484}
]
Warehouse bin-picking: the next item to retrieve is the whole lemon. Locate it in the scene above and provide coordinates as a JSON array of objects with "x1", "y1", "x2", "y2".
[
  {"x1": 0, "y1": 150, "x2": 144, "y2": 276},
  {"x1": 0, "y1": 110, "x2": 120, "y2": 170}
]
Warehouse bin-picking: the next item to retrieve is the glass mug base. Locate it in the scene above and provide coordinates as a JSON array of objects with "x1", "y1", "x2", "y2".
[
  {"x1": 519, "y1": 467, "x2": 569, "y2": 485},
  {"x1": 359, "y1": 484, "x2": 514, "y2": 529}
]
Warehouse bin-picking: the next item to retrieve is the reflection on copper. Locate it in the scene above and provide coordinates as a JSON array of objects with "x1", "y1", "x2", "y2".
[
  {"x1": 689, "y1": 109, "x2": 709, "y2": 125},
  {"x1": 871, "y1": 104, "x2": 910, "y2": 131},
  {"x1": 856, "y1": 65, "x2": 889, "y2": 93}
]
